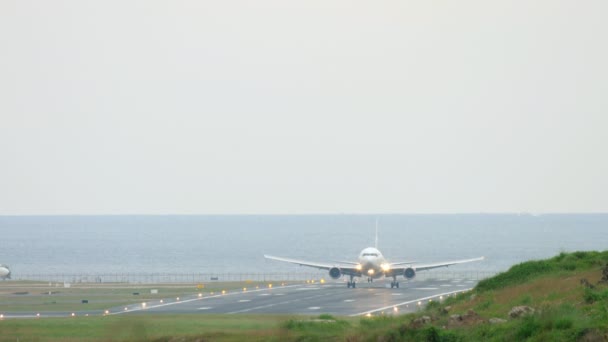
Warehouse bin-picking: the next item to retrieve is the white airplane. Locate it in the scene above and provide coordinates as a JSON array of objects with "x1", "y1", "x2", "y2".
[
  {"x1": 0, "y1": 264, "x2": 10, "y2": 280},
  {"x1": 264, "y1": 226, "x2": 484, "y2": 288}
]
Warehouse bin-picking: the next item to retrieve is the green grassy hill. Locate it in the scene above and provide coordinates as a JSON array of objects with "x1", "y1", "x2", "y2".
[{"x1": 345, "y1": 250, "x2": 608, "y2": 342}]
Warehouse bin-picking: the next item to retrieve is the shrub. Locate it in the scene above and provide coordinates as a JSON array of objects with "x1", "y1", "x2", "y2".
[
  {"x1": 583, "y1": 287, "x2": 608, "y2": 304},
  {"x1": 554, "y1": 318, "x2": 574, "y2": 330},
  {"x1": 516, "y1": 316, "x2": 542, "y2": 339}
]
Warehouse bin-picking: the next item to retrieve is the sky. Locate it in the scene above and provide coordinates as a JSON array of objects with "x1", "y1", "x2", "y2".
[{"x1": 1, "y1": 1, "x2": 607, "y2": 215}]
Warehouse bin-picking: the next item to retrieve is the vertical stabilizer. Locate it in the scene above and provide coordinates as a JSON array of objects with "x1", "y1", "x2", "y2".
[{"x1": 375, "y1": 219, "x2": 378, "y2": 249}]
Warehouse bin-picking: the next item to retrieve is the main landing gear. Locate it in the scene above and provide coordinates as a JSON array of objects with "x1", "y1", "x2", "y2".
[
  {"x1": 390, "y1": 276, "x2": 400, "y2": 288},
  {"x1": 347, "y1": 275, "x2": 356, "y2": 288},
  {"x1": 367, "y1": 277, "x2": 373, "y2": 283}
]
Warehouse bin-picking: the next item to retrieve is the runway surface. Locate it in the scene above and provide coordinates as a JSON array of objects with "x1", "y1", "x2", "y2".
[
  {"x1": 110, "y1": 278, "x2": 476, "y2": 317},
  {"x1": 0, "y1": 278, "x2": 477, "y2": 319}
]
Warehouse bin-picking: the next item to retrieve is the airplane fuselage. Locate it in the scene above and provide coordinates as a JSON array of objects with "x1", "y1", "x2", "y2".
[{"x1": 357, "y1": 247, "x2": 389, "y2": 279}]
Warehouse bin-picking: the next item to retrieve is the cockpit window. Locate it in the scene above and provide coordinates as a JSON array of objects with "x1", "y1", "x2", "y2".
[{"x1": 362, "y1": 253, "x2": 379, "y2": 257}]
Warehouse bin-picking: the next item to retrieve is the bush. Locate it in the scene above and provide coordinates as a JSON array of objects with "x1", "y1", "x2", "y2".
[
  {"x1": 583, "y1": 287, "x2": 608, "y2": 304},
  {"x1": 426, "y1": 300, "x2": 441, "y2": 310},
  {"x1": 554, "y1": 318, "x2": 574, "y2": 330},
  {"x1": 516, "y1": 316, "x2": 542, "y2": 339}
]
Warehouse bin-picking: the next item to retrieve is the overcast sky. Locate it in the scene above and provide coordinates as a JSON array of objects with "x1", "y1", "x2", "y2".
[{"x1": 1, "y1": 1, "x2": 607, "y2": 215}]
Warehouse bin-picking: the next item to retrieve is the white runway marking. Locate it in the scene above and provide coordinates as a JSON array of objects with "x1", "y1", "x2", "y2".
[
  {"x1": 308, "y1": 307, "x2": 321, "y2": 310},
  {"x1": 109, "y1": 284, "x2": 303, "y2": 315},
  {"x1": 197, "y1": 307, "x2": 212, "y2": 310},
  {"x1": 344, "y1": 299, "x2": 355, "y2": 302},
  {"x1": 297, "y1": 287, "x2": 321, "y2": 290},
  {"x1": 259, "y1": 294, "x2": 270, "y2": 296},
  {"x1": 238, "y1": 300, "x2": 251, "y2": 302},
  {"x1": 413, "y1": 287, "x2": 439, "y2": 290},
  {"x1": 226, "y1": 293, "x2": 335, "y2": 314},
  {"x1": 391, "y1": 293, "x2": 403, "y2": 296},
  {"x1": 440, "y1": 284, "x2": 452, "y2": 287},
  {"x1": 351, "y1": 288, "x2": 473, "y2": 317}
]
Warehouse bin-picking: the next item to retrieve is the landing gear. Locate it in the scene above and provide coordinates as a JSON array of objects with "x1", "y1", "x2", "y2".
[
  {"x1": 367, "y1": 277, "x2": 373, "y2": 283},
  {"x1": 390, "y1": 276, "x2": 400, "y2": 289},
  {"x1": 347, "y1": 275, "x2": 356, "y2": 288}
]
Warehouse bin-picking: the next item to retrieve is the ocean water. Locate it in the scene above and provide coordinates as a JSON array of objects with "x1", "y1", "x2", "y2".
[{"x1": 0, "y1": 214, "x2": 607, "y2": 277}]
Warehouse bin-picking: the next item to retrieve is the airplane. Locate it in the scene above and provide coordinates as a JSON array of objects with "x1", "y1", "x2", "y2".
[
  {"x1": 264, "y1": 224, "x2": 484, "y2": 289},
  {"x1": 0, "y1": 264, "x2": 10, "y2": 280}
]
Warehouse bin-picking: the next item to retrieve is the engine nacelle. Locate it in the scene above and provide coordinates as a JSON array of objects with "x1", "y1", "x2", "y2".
[
  {"x1": 403, "y1": 267, "x2": 416, "y2": 280},
  {"x1": 0, "y1": 264, "x2": 10, "y2": 280},
  {"x1": 329, "y1": 267, "x2": 342, "y2": 279}
]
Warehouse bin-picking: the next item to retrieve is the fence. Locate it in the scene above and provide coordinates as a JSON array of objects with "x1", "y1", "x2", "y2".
[{"x1": 13, "y1": 270, "x2": 498, "y2": 284}]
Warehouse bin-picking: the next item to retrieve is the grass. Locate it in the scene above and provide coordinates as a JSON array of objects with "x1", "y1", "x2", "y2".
[
  {"x1": 345, "y1": 250, "x2": 608, "y2": 342},
  {"x1": 475, "y1": 250, "x2": 608, "y2": 292},
  {"x1": 0, "y1": 281, "x2": 278, "y2": 312},
  {"x1": 0, "y1": 314, "x2": 362, "y2": 342},
  {"x1": 0, "y1": 314, "x2": 286, "y2": 342},
  {"x1": 2, "y1": 251, "x2": 608, "y2": 341}
]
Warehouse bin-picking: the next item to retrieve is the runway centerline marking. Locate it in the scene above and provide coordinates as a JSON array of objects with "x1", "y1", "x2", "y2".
[
  {"x1": 226, "y1": 292, "x2": 335, "y2": 314},
  {"x1": 108, "y1": 284, "x2": 303, "y2": 315}
]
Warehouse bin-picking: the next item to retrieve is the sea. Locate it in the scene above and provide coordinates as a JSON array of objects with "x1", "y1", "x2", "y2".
[{"x1": 1, "y1": 214, "x2": 607, "y2": 280}]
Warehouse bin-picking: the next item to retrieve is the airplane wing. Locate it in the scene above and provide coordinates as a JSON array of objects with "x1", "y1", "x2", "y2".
[
  {"x1": 264, "y1": 255, "x2": 361, "y2": 276},
  {"x1": 387, "y1": 261, "x2": 417, "y2": 267},
  {"x1": 405, "y1": 256, "x2": 485, "y2": 272},
  {"x1": 332, "y1": 260, "x2": 360, "y2": 265}
]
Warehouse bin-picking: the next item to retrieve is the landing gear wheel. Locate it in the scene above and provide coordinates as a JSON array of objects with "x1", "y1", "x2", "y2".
[{"x1": 396, "y1": 282, "x2": 399, "y2": 288}]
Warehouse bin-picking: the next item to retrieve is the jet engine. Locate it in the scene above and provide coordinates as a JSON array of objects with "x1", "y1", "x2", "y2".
[
  {"x1": 328, "y1": 267, "x2": 342, "y2": 279},
  {"x1": 403, "y1": 267, "x2": 416, "y2": 279},
  {"x1": 0, "y1": 264, "x2": 10, "y2": 280}
]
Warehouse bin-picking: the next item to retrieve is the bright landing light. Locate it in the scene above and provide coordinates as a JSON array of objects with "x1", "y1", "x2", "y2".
[
  {"x1": 367, "y1": 269, "x2": 375, "y2": 275},
  {"x1": 381, "y1": 263, "x2": 390, "y2": 272}
]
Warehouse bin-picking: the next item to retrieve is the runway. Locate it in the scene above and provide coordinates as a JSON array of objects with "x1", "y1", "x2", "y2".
[
  {"x1": 0, "y1": 278, "x2": 477, "y2": 319},
  {"x1": 110, "y1": 278, "x2": 477, "y2": 317}
]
